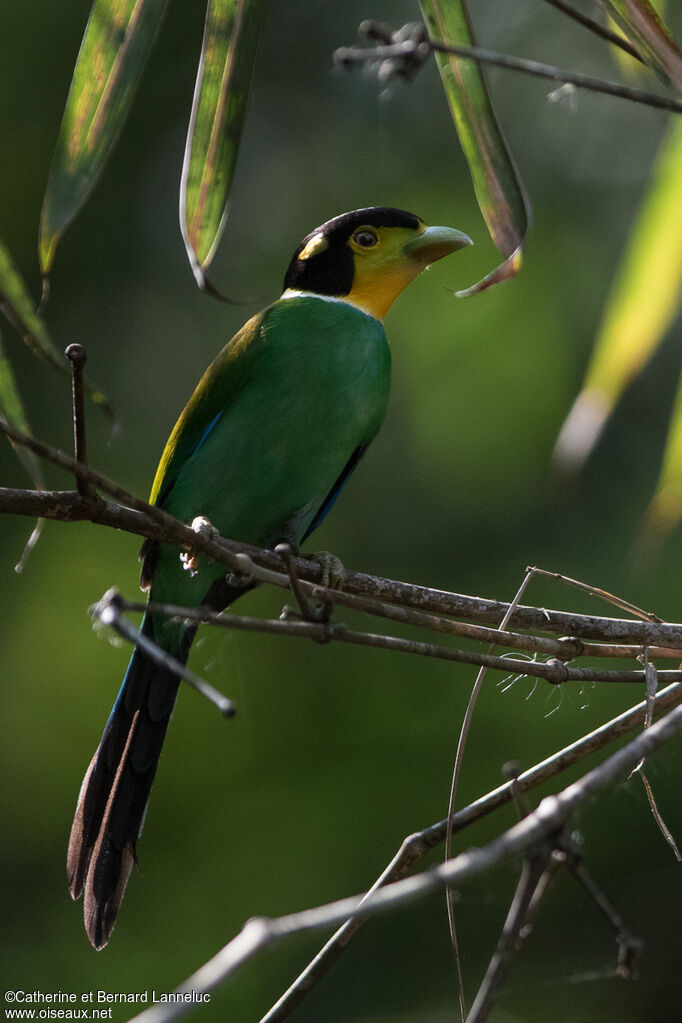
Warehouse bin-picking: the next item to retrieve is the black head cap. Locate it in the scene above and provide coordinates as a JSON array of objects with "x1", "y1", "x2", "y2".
[{"x1": 283, "y1": 207, "x2": 422, "y2": 297}]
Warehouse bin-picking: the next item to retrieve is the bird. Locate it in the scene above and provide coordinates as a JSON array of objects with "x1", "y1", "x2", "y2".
[{"x1": 67, "y1": 206, "x2": 472, "y2": 949}]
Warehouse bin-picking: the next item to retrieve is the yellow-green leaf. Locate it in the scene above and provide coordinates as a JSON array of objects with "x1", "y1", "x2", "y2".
[
  {"x1": 644, "y1": 368, "x2": 682, "y2": 537},
  {"x1": 180, "y1": 0, "x2": 266, "y2": 287},
  {"x1": 0, "y1": 327, "x2": 45, "y2": 490},
  {"x1": 596, "y1": 0, "x2": 682, "y2": 92},
  {"x1": 420, "y1": 0, "x2": 530, "y2": 296},
  {"x1": 0, "y1": 239, "x2": 114, "y2": 420},
  {"x1": 554, "y1": 118, "x2": 682, "y2": 471},
  {"x1": 0, "y1": 332, "x2": 45, "y2": 570},
  {"x1": 39, "y1": 0, "x2": 169, "y2": 277}
]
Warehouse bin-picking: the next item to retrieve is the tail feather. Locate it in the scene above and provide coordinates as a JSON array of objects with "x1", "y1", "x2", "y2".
[
  {"x1": 83, "y1": 711, "x2": 141, "y2": 950},
  {"x1": 67, "y1": 613, "x2": 193, "y2": 949}
]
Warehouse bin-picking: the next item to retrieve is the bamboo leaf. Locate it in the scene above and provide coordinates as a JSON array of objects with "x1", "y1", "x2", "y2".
[
  {"x1": 0, "y1": 240, "x2": 115, "y2": 420},
  {"x1": 595, "y1": 0, "x2": 682, "y2": 92},
  {"x1": 0, "y1": 328, "x2": 45, "y2": 490},
  {"x1": 180, "y1": 0, "x2": 266, "y2": 287},
  {"x1": 0, "y1": 324, "x2": 46, "y2": 569},
  {"x1": 39, "y1": 0, "x2": 169, "y2": 278},
  {"x1": 554, "y1": 118, "x2": 682, "y2": 472},
  {"x1": 419, "y1": 0, "x2": 530, "y2": 297},
  {"x1": 644, "y1": 369, "x2": 682, "y2": 537}
]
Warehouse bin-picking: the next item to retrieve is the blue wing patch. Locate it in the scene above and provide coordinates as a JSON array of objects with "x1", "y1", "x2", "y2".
[
  {"x1": 302, "y1": 444, "x2": 367, "y2": 541},
  {"x1": 194, "y1": 411, "x2": 223, "y2": 453}
]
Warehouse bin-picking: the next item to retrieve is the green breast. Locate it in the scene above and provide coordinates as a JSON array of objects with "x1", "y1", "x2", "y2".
[{"x1": 152, "y1": 294, "x2": 391, "y2": 608}]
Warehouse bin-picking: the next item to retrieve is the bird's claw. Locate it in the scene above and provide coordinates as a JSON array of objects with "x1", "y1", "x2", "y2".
[
  {"x1": 180, "y1": 516, "x2": 219, "y2": 577},
  {"x1": 308, "y1": 550, "x2": 346, "y2": 591}
]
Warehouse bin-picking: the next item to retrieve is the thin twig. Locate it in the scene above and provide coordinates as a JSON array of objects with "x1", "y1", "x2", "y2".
[
  {"x1": 129, "y1": 700, "x2": 682, "y2": 1023},
  {"x1": 639, "y1": 771, "x2": 682, "y2": 861},
  {"x1": 503, "y1": 760, "x2": 532, "y2": 821},
  {"x1": 94, "y1": 589, "x2": 235, "y2": 718},
  {"x1": 567, "y1": 855, "x2": 643, "y2": 979},
  {"x1": 6, "y1": 420, "x2": 682, "y2": 649},
  {"x1": 446, "y1": 569, "x2": 535, "y2": 1022},
  {"x1": 259, "y1": 682, "x2": 682, "y2": 1023},
  {"x1": 0, "y1": 419, "x2": 259, "y2": 579},
  {"x1": 527, "y1": 565, "x2": 661, "y2": 622},
  {"x1": 466, "y1": 852, "x2": 551, "y2": 1022},
  {"x1": 427, "y1": 41, "x2": 679, "y2": 114},
  {"x1": 5, "y1": 418, "x2": 682, "y2": 647},
  {"x1": 64, "y1": 343, "x2": 94, "y2": 498},
  {"x1": 6, "y1": 471, "x2": 682, "y2": 654},
  {"x1": 630, "y1": 656, "x2": 681, "y2": 858},
  {"x1": 275, "y1": 543, "x2": 319, "y2": 622},
  {"x1": 6, "y1": 472, "x2": 682, "y2": 650},
  {"x1": 335, "y1": 34, "x2": 682, "y2": 112},
  {"x1": 541, "y1": 0, "x2": 644, "y2": 62},
  {"x1": 14, "y1": 519, "x2": 43, "y2": 573},
  {"x1": 110, "y1": 594, "x2": 682, "y2": 687}
]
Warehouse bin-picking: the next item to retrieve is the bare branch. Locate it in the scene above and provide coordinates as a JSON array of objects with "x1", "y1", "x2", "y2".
[
  {"x1": 111, "y1": 594, "x2": 682, "y2": 687},
  {"x1": 128, "y1": 699, "x2": 682, "y2": 1023},
  {"x1": 259, "y1": 682, "x2": 682, "y2": 1022},
  {"x1": 334, "y1": 26, "x2": 682, "y2": 113},
  {"x1": 64, "y1": 343, "x2": 95, "y2": 498},
  {"x1": 638, "y1": 771, "x2": 682, "y2": 861},
  {"x1": 527, "y1": 565, "x2": 661, "y2": 622},
  {"x1": 274, "y1": 542, "x2": 323, "y2": 622},
  {"x1": 541, "y1": 0, "x2": 644, "y2": 62},
  {"x1": 6, "y1": 480, "x2": 682, "y2": 661},
  {"x1": 467, "y1": 852, "x2": 551, "y2": 1022},
  {"x1": 6, "y1": 412, "x2": 682, "y2": 648},
  {"x1": 5, "y1": 421, "x2": 682, "y2": 663},
  {"x1": 13, "y1": 518, "x2": 43, "y2": 574},
  {"x1": 567, "y1": 856, "x2": 643, "y2": 978},
  {"x1": 445, "y1": 568, "x2": 536, "y2": 1021},
  {"x1": 93, "y1": 590, "x2": 235, "y2": 718}
]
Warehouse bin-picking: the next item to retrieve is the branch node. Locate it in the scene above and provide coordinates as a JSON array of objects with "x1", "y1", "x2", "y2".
[
  {"x1": 545, "y1": 657, "x2": 569, "y2": 685},
  {"x1": 502, "y1": 760, "x2": 532, "y2": 819},
  {"x1": 276, "y1": 543, "x2": 319, "y2": 622},
  {"x1": 232, "y1": 552, "x2": 255, "y2": 584},
  {"x1": 556, "y1": 635, "x2": 584, "y2": 660},
  {"x1": 616, "y1": 931, "x2": 643, "y2": 980},
  {"x1": 64, "y1": 343, "x2": 95, "y2": 498}
]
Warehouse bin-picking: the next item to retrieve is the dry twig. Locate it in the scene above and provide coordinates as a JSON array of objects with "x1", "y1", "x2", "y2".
[
  {"x1": 334, "y1": 22, "x2": 682, "y2": 113},
  {"x1": 127, "y1": 699, "x2": 682, "y2": 1023},
  {"x1": 258, "y1": 681, "x2": 682, "y2": 1022}
]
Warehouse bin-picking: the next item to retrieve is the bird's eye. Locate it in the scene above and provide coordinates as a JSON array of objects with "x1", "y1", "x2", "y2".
[{"x1": 352, "y1": 228, "x2": 379, "y2": 248}]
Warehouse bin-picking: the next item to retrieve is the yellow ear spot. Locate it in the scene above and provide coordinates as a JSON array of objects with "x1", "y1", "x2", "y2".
[{"x1": 298, "y1": 233, "x2": 329, "y2": 261}]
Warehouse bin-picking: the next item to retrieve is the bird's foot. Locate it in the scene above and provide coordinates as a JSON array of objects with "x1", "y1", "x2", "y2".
[
  {"x1": 181, "y1": 516, "x2": 220, "y2": 577},
  {"x1": 275, "y1": 544, "x2": 344, "y2": 624},
  {"x1": 307, "y1": 550, "x2": 346, "y2": 591}
]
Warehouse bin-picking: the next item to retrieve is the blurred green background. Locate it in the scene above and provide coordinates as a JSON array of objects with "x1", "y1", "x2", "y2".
[{"x1": 2, "y1": 1, "x2": 681, "y2": 1021}]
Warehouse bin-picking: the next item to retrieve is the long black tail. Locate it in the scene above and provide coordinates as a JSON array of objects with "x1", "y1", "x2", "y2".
[{"x1": 67, "y1": 613, "x2": 194, "y2": 949}]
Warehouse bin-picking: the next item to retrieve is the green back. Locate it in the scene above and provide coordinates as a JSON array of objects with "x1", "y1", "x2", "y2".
[{"x1": 149, "y1": 294, "x2": 391, "y2": 617}]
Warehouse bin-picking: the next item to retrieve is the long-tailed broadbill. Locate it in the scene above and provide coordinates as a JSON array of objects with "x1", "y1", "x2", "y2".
[{"x1": 67, "y1": 207, "x2": 472, "y2": 948}]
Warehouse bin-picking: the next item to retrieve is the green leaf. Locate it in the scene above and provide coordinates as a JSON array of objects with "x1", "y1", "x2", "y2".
[
  {"x1": 596, "y1": 0, "x2": 682, "y2": 92},
  {"x1": 39, "y1": 0, "x2": 169, "y2": 277},
  {"x1": 0, "y1": 323, "x2": 46, "y2": 571},
  {"x1": 0, "y1": 327, "x2": 45, "y2": 490},
  {"x1": 180, "y1": 0, "x2": 266, "y2": 287},
  {"x1": 644, "y1": 368, "x2": 682, "y2": 537},
  {"x1": 0, "y1": 239, "x2": 114, "y2": 420},
  {"x1": 554, "y1": 118, "x2": 682, "y2": 472},
  {"x1": 419, "y1": 0, "x2": 530, "y2": 297}
]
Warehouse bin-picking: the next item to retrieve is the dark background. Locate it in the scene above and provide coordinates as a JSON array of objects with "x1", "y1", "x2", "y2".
[{"x1": 2, "y1": 2, "x2": 681, "y2": 1020}]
